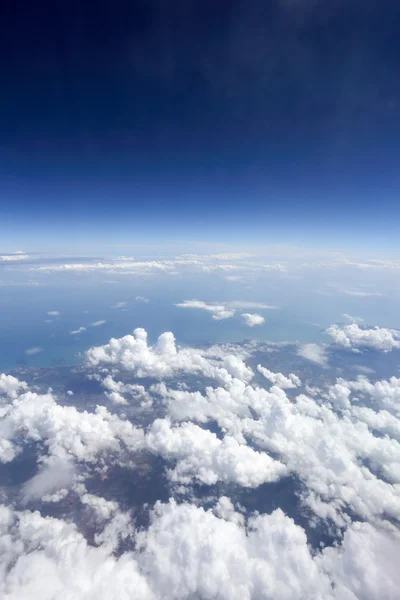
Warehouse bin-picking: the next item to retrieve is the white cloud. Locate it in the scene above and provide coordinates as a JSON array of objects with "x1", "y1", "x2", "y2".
[
  {"x1": 146, "y1": 419, "x2": 287, "y2": 487},
  {"x1": 175, "y1": 299, "x2": 235, "y2": 320},
  {"x1": 32, "y1": 260, "x2": 174, "y2": 274},
  {"x1": 342, "y1": 289, "x2": 384, "y2": 297},
  {"x1": 176, "y1": 300, "x2": 276, "y2": 323},
  {"x1": 135, "y1": 296, "x2": 149, "y2": 303},
  {"x1": 297, "y1": 343, "x2": 328, "y2": 367},
  {"x1": 0, "y1": 382, "x2": 145, "y2": 464},
  {"x1": 70, "y1": 327, "x2": 86, "y2": 335},
  {"x1": 87, "y1": 328, "x2": 253, "y2": 384},
  {"x1": 22, "y1": 461, "x2": 75, "y2": 502},
  {"x1": 241, "y1": 313, "x2": 265, "y2": 327},
  {"x1": 257, "y1": 365, "x2": 301, "y2": 389},
  {"x1": 0, "y1": 374, "x2": 27, "y2": 398},
  {"x1": 228, "y1": 301, "x2": 278, "y2": 310},
  {"x1": 0, "y1": 253, "x2": 29, "y2": 261},
  {"x1": 342, "y1": 313, "x2": 364, "y2": 324},
  {"x1": 1, "y1": 497, "x2": 399, "y2": 600},
  {"x1": 326, "y1": 324, "x2": 400, "y2": 352},
  {"x1": 24, "y1": 347, "x2": 42, "y2": 356},
  {"x1": 47, "y1": 311, "x2": 60, "y2": 316},
  {"x1": 91, "y1": 320, "x2": 106, "y2": 327},
  {"x1": 111, "y1": 301, "x2": 128, "y2": 308}
]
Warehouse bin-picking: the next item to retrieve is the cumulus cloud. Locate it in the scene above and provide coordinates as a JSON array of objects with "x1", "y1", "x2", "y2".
[
  {"x1": 1, "y1": 497, "x2": 398, "y2": 600},
  {"x1": 241, "y1": 313, "x2": 265, "y2": 327},
  {"x1": 0, "y1": 382, "x2": 145, "y2": 464},
  {"x1": 297, "y1": 343, "x2": 328, "y2": 366},
  {"x1": 2, "y1": 323, "x2": 400, "y2": 598},
  {"x1": 86, "y1": 328, "x2": 253, "y2": 384},
  {"x1": 146, "y1": 419, "x2": 287, "y2": 487},
  {"x1": 326, "y1": 323, "x2": 400, "y2": 352}
]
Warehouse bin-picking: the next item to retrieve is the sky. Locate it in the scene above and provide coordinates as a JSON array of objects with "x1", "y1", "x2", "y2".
[
  {"x1": 2, "y1": 5, "x2": 400, "y2": 597},
  {"x1": 1, "y1": 0, "x2": 400, "y2": 250}
]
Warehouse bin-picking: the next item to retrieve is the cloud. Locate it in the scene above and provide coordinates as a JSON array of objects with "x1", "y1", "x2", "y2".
[
  {"x1": 32, "y1": 260, "x2": 175, "y2": 274},
  {"x1": 135, "y1": 296, "x2": 149, "y2": 303},
  {"x1": 24, "y1": 347, "x2": 42, "y2": 356},
  {"x1": 241, "y1": 313, "x2": 265, "y2": 327},
  {"x1": 176, "y1": 300, "x2": 277, "y2": 322},
  {"x1": 70, "y1": 327, "x2": 86, "y2": 335},
  {"x1": 1, "y1": 497, "x2": 398, "y2": 600},
  {"x1": 146, "y1": 419, "x2": 287, "y2": 487},
  {"x1": 0, "y1": 253, "x2": 29, "y2": 261},
  {"x1": 22, "y1": 461, "x2": 75, "y2": 502},
  {"x1": 0, "y1": 382, "x2": 145, "y2": 464},
  {"x1": 111, "y1": 301, "x2": 128, "y2": 308},
  {"x1": 86, "y1": 328, "x2": 253, "y2": 384},
  {"x1": 326, "y1": 324, "x2": 400, "y2": 352},
  {"x1": 175, "y1": 299, "x2": 235, "y2": 320},
  {"x1": 91, "y1": 320, "x2": 107, "y2": 327},
  {"x1": 47, "y1": 311, "x2": 60, "y2": 316},
  {"x1": 2, "y1": 325, "x2": 400, "y2": 598},
  {"x1": 297, "y1": 343, "x2": 328, "y2": 367},
  {"x1": 227, "y1": 301, "x2": 278, "y2": 310},
  {"x1": 342, "y1": 289, "x2": 384, "y2": 297},
  {"x1": 342, "y1": 313, "x2": 364, "y2": 324},
  {"x1": 257, "y1": 365, "x2": 301, "y2": 389}
]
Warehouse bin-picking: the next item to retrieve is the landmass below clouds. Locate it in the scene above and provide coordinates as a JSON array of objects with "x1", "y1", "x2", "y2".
[{"x1": 1, "y1": 325, "x2": 400, "y2": 598}]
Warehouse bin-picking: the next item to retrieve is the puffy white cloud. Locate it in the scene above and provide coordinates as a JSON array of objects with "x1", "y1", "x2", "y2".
[
  {"x1": 326, "y1": 324, "x2": 400, "y2": 352},
  {"x1": 86, "y1": 328, "x2": 253, "y2": 384},
  {"x1": 136, "y1": 500, "x2": 333, "y2": 600},
  {"x1": 146, "y1": 419, "x2": 287, "y2": 487},
  {"x1": 1, "y1": 497, "x2": 399, "y2": 600},
  {"x1": 297, "y1": 343, "x2": 328, "y2": 367},
  {"x1": 0, "y1": 383, "x2": 145, "y2": 464},
  {"x1": 241, "y1": 313, "x2": 265, "y2": 327},
  {"x1": 81, "y1": 493, "x2": 119, "y2": 522},
  {"x1": 102, "y1": 375, "x2": 151, "y2": 406},
  {"x1": 318, "y1": 520, "x2": 400, "y2": 599},
  {"x1": 152, "y1": 372, "x2": 400, "y2": 526},
  {"x1": 0, "y1": 504, "x2": 154, "y2": 600},
  {"x1": 257, "y1": 365, "x2": 301, "y2": 389},
  {"x1": 0, "y1": 374, "x2": 27, "y2": 398}
]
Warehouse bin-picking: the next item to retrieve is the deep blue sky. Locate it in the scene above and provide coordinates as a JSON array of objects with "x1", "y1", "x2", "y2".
[{"x1": 1, "y1": 0, "x2": 400, "y2": 249}]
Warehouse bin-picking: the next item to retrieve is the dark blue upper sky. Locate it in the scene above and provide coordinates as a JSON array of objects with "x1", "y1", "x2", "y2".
[{"x1": 1, "y1": 0, "x2": 400, "y2": 248}]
